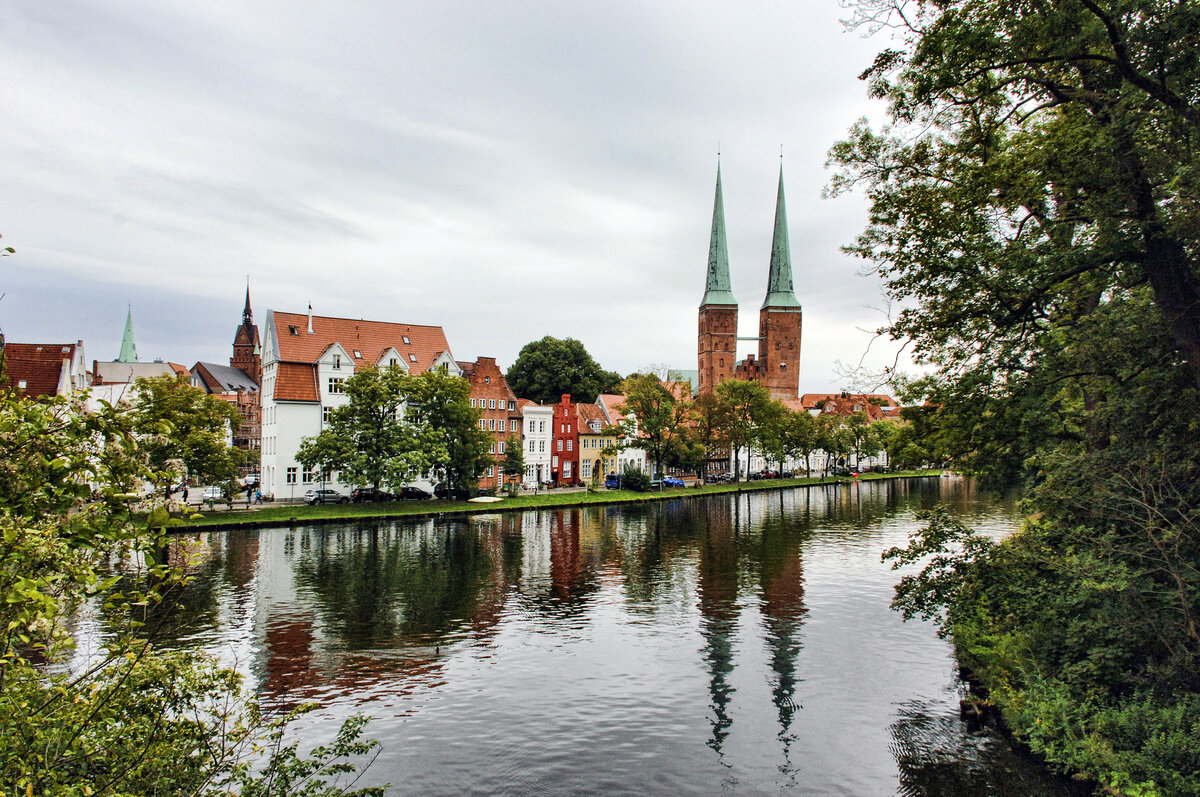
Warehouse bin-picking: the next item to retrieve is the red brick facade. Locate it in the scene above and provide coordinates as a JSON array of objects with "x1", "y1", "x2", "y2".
[
  {"x1": 461, "y1": 357, "x2": 521, "y2": 490},
  {"x1": 550, "y1": 394, "x2": 579, "y2": 487},
  {"x1": 697, "y1": 304, "x2": 738, "y2": 395}
]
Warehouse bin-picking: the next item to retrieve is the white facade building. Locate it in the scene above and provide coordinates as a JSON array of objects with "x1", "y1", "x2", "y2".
[
  {"x1": 596, "y1": 393, "x2": 649, "y2": 475},
  {"x1": 519, "y1": 403, "x2": 554, "y2": 487},
  {"x1": 259, "y1": 309, "x2": 460, "y2": 501}
]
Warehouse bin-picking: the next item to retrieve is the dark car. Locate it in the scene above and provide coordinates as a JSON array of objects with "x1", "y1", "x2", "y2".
[
  {"x1": 604, "y1": 473, "x2": 621, "y2": 489},
  {"x1": 304, "y1": 488, "x2": 348, "y2": 505},
  {"x1": 434, "y1": 483, "x2": 470, "y2": 501},
  {"x1": 396, "y1": 486, "x2": 432, "y2": 500},
  {"x1": 351, "y1": 487, "x2": 393, "y2": 503}
]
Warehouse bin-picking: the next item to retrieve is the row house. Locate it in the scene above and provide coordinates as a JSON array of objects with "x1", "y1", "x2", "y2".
[
  {"x1": 0, "y1": 340, "x2": 89, "y2": 399},
  {"x1": 549, "y1": 394, "x2": 579, "y2": 486},
  {"x1": 259, "y1": 308, "x2": 460, "y2": 500},
  {"x1": 518, "y1": 400, "x2": 554, "y2": 486},
  {"x1": 576, "y1": 402, "x2": 618, "y2": 484},
  {"x1": 460, "y1": 356, "x2": 521, "y2": 490}
]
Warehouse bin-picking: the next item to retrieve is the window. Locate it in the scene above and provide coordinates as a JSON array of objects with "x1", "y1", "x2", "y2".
[
  {"x1": 498, "y1": 420, "x2": 506, "y2": 432},
  {"x1": 539, "y1": 441, "x2": 545, "y2": 452},
  {"x1": 490, "y1": 443, "x2": 496, "y2": 454},
  {"x1": 354, "y1": 350, "x2": 362, "y2": 358},
  {"x1": 529, "y1": 440, "x2": 535, "y2": 452},
  {"x1": 567, "y1": 440, "x2": 573, "y2": 451},
  {"x1": 539, "y1": 421, "x2": 545, "y2": 433},
  {"x1": 485, "y1": 376, "x2": 491, "y2": 384},
  {"x1": 17, "y1": 380, "x2": 26, "y2": 389},
  {"x1": 478, "y1": 419, "x2": 485, "y2": 429},
  {"x1": 557, "y1": 439, "x2": 563, "y2": 451},
  {"x1": 402, "y1": 336, "x2": 410, "y2": 344},
  {"x1": 528, "y1": 420, "x2": 535, "y2": 432},
  {"x1": 499, "y1": 441, "x2": 506, "y2": 453},
  {"x1": 582, "y1": 461, "x2": 591, "y2": 479},
  {"x1": 286, "y1": 467, "x2": 297, "y2": 484},
  {"x1": 333, "y1": 354, "x2": 341, "y2": 369},
  {"x1": 508, "y1": 401, "x2": 516, "y2": 411},
  {"x1": 390, "y1": 357, "x2": 398, "y2": 366},
  {"x1": 489, "y1": 399, "x2": 496, "y2": 409},
  {"x1": 564, "y1": 462, "x2": 572, "y2": 478},
  {"x1": 328, "y1": 378, "x2": 344, "y2": 394},
  {"x1": 487, "y1": 465, "x2": 495, "y2": 477},
  {"x1": 323, "y1": 406, "x2": 333, "y2": 422},
  {"x1": 470, "y1": 398, "x2": 477, "y2": 408},
  {"x1": 409, "y1": 354, "x2": 417, "y2": 362},
  {"x1": 289, "y1": 325, "x2": 299, "y2": 335},
  {"x1": 302, "y1": 467, "x2": 316, "y2": 484}
]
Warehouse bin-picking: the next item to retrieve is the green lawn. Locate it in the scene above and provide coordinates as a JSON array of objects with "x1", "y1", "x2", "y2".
[{"x1": 166, "y1": 470, "x2": 943, "y2": 530}]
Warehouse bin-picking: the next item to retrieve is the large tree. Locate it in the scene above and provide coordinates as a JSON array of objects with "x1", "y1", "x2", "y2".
[
  {"x1": 404, "y1": 368, "x2": 492, "y2": 495},
  {"x1": 131, "y1": 374, "x2": 241, "y2": 490},
  {"x1": 608, "y1": 373, "x2": 689, "y2": 480},
  {"x1": 834, "y1": 1, "x2": 1200, "y2": 791},
  {"x1": 505, "y1": 336, "x2": 622, "y2": 404},
  {"x1": 712, "y1": 379, "x2": 776, "y2": 480}
]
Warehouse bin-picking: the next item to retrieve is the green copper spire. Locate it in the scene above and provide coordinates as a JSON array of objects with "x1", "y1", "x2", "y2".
[
  {"x1": 701, "y1": 164, "x2": 737, "y2": 306},
  {"x1": 118, "y1": 305, "x2": 138, "y2": 363},
  {"x1": 761, "y1": 165, "x2": 801, "y2": 309}
]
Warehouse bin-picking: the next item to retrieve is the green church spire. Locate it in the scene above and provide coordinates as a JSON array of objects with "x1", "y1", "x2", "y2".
[
  {"x1": 118, "y1": 305, "x2": 138, "y2": 363},
  {"x1": 761, "y1": 165, "x2": 801, "y2": 309},
  {"x1": 701, "y1": 164, "x2": 737, "y2": 306}
]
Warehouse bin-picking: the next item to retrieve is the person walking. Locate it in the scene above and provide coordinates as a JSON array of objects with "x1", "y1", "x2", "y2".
[
  {"x1": 254, "y1": 488, "x2": 262, "y2": 505},
  {"x1": 182, "y1": 487, "x2": 189, "y2": 506}
]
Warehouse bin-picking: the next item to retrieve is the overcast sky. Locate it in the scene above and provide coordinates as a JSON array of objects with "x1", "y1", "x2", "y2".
[{"x1": 2, "y1": 0, "x2": 904, "y2": 392}]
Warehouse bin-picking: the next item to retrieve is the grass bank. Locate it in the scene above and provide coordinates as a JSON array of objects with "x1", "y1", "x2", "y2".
[{"x1": 166, "y1": 470, "x2": 944, "y2": 531}]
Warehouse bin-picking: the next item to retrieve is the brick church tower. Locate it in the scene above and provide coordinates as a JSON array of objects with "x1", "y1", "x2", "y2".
[
  {"x1": 756, "y1": 167, "x2": 802, "y2": 400},
  {"x1": 697, "y1": 165, "x2": 738, "y2": 395},
  {"x1": 230, "y1": 284, "x2": 261, "y2": 385},
  {"x1": 697, "y1": 163, "x2": 802, "y2": 401}
]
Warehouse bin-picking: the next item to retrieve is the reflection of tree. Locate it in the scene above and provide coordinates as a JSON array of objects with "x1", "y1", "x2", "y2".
[
  {"x1": 697, "y1": 500, "x2": 740, "y2": 755},
  {"x1": 291, "y1": 522, "x2": 501, "y2": 648}
]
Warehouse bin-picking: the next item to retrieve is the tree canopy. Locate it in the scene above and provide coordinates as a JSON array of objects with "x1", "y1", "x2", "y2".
[
  {"x1": 131, "y1": 373, "x2": 241, "y2": 489},
  {"x1": 834, "y1": 1, "x2": 1200, "y2": 791},
  {"x1": 505, "y1": 336, "x2": 622, "y2": 405}
]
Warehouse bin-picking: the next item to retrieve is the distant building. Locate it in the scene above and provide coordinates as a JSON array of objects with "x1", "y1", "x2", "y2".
[
  {"x1": 89, "y1": 310, "x2": 187, "y2": 408},
  {"x1": 595, "y1": 393, "x2": 648, "y2": 476},
  {"x1": 0, "y1": 340, "x2": 89, "y2": 399},
  {"x1": 697, "y1": 164, "x2": 802, "y2": 401},
  {"x1": 576, "y1": 401, "x2": 617, "y2": 484},
  {"x1": 518, "y1": 400, "x2": 553, "y2": 486},
  {"x1": 258, "y1": 307, "x2": 459, "y2": 500},
  {"x1": 549, "y1": 394, "x2": 579, "y2": 487}
]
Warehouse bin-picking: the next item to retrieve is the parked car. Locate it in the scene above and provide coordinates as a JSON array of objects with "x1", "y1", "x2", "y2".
[
  {"x1": 396, "y1": 486, "x2": 432, "y2": 500},
  {"x1": 662, "y1": 477, "x2": 686, "y2": 488},
  {"x1": 604, "y1": 473, "x2": 621, "y2": 489},
  {"x1": 351, "y1": 487, "x2": 393, "y2": 502},
  {"x1": 305, "y1": 488, "x2": 347, "y2": 505},
  {"x1": 202, "y1": 485, "x2": 224, "y2": 501},
  {"x1": 434, "y1": 483, "x2": 470, "y2": 501}
]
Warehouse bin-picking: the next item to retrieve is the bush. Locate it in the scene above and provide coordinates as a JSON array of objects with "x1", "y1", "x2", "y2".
[{"x1": 621, "y1": 464, "x2": 651, "y2": 492}]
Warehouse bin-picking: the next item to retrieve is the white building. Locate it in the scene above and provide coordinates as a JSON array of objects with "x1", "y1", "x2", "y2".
[
  {"x1": 518, "y1": 401, "x2": 553, "y2": 487},
  {"x1": 258, "y1": 309, "x2": 460, "y2": 501}
]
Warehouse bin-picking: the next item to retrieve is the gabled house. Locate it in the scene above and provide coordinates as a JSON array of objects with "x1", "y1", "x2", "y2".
[
  {"x1": 518, "y1": 399, "x2": 554, "y2": 486},
  {"x1": 259, "y1": 308, "x2": 458, "y2": 500},
  {"x1": 459, "y1": 356, "x2": 520, "y2": 490},
  {"x1": 0, "y1": 340, "x2": 89, "y2": 399},
  {"x1": 596, "y1": 393, "x2": 648, "y2": 475},
  {"x1": 549, "y1": 394, "x2": 579, "y2": 487},
  {"x1": 576, "y1": 402, "x2": 617, "y2": 484}
]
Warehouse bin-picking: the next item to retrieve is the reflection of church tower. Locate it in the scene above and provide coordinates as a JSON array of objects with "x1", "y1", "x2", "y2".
[
  {"x1": 231, "y1": 283, "x2": 262, "y2": 385},
  {"x1": 698, "y1": 164, "x2": 738, "y2": 395},
  {"x1": 696, "y1": 503, "x2": 740, "y2": 754},
  {"x1": 758, "y1": 522, "x2": 807, "y2": 745}
]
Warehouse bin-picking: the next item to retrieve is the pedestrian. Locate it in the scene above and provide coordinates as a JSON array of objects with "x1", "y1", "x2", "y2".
[
  {"x1": 254, "y1": 488, "x2": 262, "y2": 505},
  {"x1": 182, "y1": 487, "x2": 189, "y2": 504}
]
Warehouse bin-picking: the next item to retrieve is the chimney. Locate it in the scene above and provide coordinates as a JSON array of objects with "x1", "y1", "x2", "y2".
[{"x1": 307, "y1": 304, "x2": 314, "y2": 334}]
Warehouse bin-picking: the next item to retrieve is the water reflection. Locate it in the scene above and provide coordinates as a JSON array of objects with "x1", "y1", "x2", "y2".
[{"x1": 86, "y1": 477, "x2": 1068, "y2": 795}]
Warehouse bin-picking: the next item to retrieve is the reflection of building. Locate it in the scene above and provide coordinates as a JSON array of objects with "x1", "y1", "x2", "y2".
[{"x1": 697, "y1": 165, "x2": 802, "y2": 401}]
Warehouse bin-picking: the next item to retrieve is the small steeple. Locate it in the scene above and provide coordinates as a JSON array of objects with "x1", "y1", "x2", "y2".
[
  {"x1": 701, "y1": 163, "x2": 737, "y2": 306},
  {"x1": 761, "y1": 165, "x2": 801, "y2": 309},
  {"x1": 117, "y1": 305, "x2": 138, "y2": 363},
  {"x1": 242, "y1": 279, "x2": 253, "y2": 328}
]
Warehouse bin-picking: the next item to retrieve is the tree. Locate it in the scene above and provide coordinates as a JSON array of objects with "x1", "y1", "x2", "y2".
[
  {"x1": 502, "y1": 432, "x2": 525, "y2": 494},
  {"x1": 778, "y1": 408, "x2": 820, "y2": 476},
  {"x1": 690, "y1": 391, "x2": 733, "y2": 482},
  {"x1": 713, "y1": 379, "x2": 774, "y2": 480},
  {"x1": 131, "y1": 374, "x2": 241, "y2": 491},
  {"x1": 297, "y1": 366, "x2": 423, "y2": 492},
  {"x1": 404, "y1": 368, "x2": 492, "y2": 495},
  {"x1": 505, "y1": 336, "x2": 622, "y2": 404},
  {"x1": 0, "y1": 391, "x2": 383, "y2": 795},
  {"x1": 609, "y1": 373, "x2": 688, "y2": 479},
  {"x1": 833, "y1": 2, "x2": 1200, "y2": 791}
]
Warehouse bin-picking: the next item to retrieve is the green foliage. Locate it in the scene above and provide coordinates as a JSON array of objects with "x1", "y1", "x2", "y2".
[
  {"x1": 405, "y1": 368, "x2": 492, "y2": 494},
  {"x1": 0, "y1": 390, "x2": 384, "y2": 795},
  {"x1": 620, "y1": 463, "x2": 652, "y2": 493},
  {"x1": 505, "y1": 336, "x2": 621, "y2": 404},
  {"x1": 836, "y1": 1, "x2": 1200, "y2": 790},
  {"x1": 713, "y1": 379, "x2": 775, "y2": 479},
  {"x1": 132, "y1": 374, "x2": 242, "y2": 489},
  {"x1": 610, "y1": 373, "x2": 689, "y2": 479}
]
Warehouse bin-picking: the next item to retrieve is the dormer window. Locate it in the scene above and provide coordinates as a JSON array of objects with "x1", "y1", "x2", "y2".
[
  {"x1": 353, "y1": 350, "x2": 362, "y2": 359},
  {"x1": 402, "y1": 336, "x2": 410, "y2": 345},
  {"x1": 289, "y1": 325, "x2": 299, "y2": 335},
  {"x1": 333, "y1": 354, "x2": 341, "y2": 369},
  {"x1": 389, "y1": 358, "x2": 397, "y2": 366},
  {"x1": 409, "y1": 354, "x2": 417, "y2": 362}
]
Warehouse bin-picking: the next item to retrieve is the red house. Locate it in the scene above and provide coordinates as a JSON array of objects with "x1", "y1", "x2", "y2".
[{"x1": 550, "y1": 394, "x2": 579, "y2": 486}]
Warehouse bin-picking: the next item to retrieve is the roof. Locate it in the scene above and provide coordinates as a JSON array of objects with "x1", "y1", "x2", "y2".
[
  {"x1": 92, "y1": 360, "x2": 177, "y2": 385},
  {"x1": 701, "y1": 164, "x2": 737, "y2": 307},
  {"x1": 2, "y1": 342, "x2": 76, "y2": 398},
  {"x1": 576, "y1": 402, "x2": 607, "y2": 432},
  {"x1": 597, "y1": 393, "x2": 627, "y2": 425},
  {"x1": 762, "y1": 166, "x2": 801, "y2": 310},
  {"x1": 799, "y1": 393, "x2": 899, "y2": 410},
  {"x1": 191, "y1": 362, "x2": 259, "y2": 394},
  {"x1": 270, "y1": 311, "x2": 452, "y2": 375},
  {"x1": 275, "y1": 362, "x2": 319, "y2": 402}
]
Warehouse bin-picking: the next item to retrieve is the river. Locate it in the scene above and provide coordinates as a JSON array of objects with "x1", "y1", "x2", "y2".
[{"x1": 91, "y1": 477, "x2": 1076, "y2": 795}]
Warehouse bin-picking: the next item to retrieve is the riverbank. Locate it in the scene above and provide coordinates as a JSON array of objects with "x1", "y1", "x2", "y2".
[{"x1": 163, "y1": 469, "x2": 946, "y2": 531}]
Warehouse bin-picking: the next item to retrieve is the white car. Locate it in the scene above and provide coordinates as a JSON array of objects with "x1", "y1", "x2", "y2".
[{"x1": 202, "y1": 486, "x2": 224, "y2": 500}]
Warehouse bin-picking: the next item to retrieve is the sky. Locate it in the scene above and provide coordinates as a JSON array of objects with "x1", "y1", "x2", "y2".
[{"x1": 2, "y1": 0, "x2": 905, "y2": 393}]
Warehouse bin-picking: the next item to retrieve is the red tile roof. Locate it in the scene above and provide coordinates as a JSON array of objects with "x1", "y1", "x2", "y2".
[
  {"x1": 576, "y1": 402, "x2": 607, "y2": 432},
  {"x1": 2, "y1": 343, "x2": 75, "y2": 398},
  {"x1": 269, "y1": 311, "x2": 453, "y2": 403}
]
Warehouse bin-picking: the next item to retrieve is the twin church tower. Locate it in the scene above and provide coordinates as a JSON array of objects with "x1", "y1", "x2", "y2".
[{"x1": 697, "y1": 164, "x2": 802, "y2": 401}]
